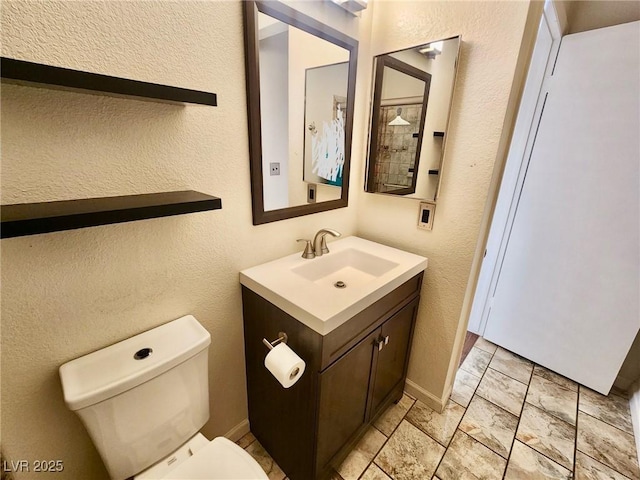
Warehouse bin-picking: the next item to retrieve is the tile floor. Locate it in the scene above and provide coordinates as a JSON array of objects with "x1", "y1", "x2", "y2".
[{"x1": 238, "y1": 337, "x2": 640, "y2": 480}]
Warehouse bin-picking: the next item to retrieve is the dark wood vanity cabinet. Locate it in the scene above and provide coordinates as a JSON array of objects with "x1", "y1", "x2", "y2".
[
  {"x1": 242, "y1": 272, "x2": 423, "y2": 480},
  {"x1": 369, "y1": 299, "x2": 418, "y2": 414},
  {"x1": 316, "y1": 297, "x2": 419, "y2": 473},
  {"x1": 315, "y1": 327, "x2": 378, "y2": 471}
]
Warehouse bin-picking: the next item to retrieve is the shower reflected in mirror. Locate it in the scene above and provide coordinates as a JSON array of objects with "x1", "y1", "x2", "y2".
[{"x1": 365, "y1": 36, "x2": 460, "y2": 201}]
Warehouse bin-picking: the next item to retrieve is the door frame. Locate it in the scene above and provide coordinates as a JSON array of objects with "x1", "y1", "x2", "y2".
[{"x1": 467, "y1": 0, "x2": 566, "y2": 335}]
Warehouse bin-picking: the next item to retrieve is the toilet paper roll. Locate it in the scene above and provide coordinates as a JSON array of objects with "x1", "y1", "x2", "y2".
[{"x1": 264, "y1": 343, "x2": 306, "y2": 388}]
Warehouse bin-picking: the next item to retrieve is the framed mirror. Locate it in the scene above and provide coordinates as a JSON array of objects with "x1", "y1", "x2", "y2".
[
  {"x1": 365, "y1": 36, "x2": 460, "y2": 201},
  {"x1": 244, "y1": 0, "x2": 358, "y2": 225}
]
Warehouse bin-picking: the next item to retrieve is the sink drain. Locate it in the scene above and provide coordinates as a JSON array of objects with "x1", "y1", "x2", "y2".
[{"x1": 334, "y1": 280, "x2": 347, "y2": 289}]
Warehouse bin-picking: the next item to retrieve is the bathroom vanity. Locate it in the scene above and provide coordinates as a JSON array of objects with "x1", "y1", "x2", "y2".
[{"x1": 240, "y1": 236, "x2": 427, "y2": 480}]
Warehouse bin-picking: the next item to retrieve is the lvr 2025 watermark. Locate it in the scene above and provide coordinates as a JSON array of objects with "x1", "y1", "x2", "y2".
[{"x1": 2, "y1": 459, "x2": 64, "y2": 473}]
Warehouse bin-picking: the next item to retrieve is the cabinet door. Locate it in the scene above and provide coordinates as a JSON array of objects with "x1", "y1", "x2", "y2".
[
  {"x1": 316, "y1": 328, "x2": 379, "y2": 470},
  {"x1": 370, "y1": 298, "x2": 419, "y2": 416}
]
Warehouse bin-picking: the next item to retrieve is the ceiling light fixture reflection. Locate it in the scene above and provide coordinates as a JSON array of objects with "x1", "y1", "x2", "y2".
[
  {"x1": 418, "y1": 41, "x2": 443, "y2": 58},
  {"x1": 330, "y1": 0, "x2": 368, "y2": 14}
]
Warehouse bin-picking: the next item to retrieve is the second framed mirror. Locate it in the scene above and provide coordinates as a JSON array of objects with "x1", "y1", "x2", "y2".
[
  {"x1": 244, "y1": 0, "x2": 358, "y2": 225},
  {"x1": 365, "y1": 36, "x2": 460, "y2": 201}
]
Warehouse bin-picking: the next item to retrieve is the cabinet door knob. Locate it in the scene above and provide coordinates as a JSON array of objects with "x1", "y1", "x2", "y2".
[
  {"x1": 384, "y1": 335, "x2": 390, "y2": 345},
  {"x1": 374, "y1": 337, "x2": 384, "y2": 352}
]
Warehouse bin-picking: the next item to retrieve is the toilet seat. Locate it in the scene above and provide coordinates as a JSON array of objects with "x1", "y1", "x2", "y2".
[{"x1": 161, "y1": 437, "x2": 268, "y2": 479}]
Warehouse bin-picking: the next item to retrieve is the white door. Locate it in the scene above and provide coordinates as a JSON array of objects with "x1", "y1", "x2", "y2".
[
  {"x1": 468, "y1": 2, "x2": 563, "y2": 334},
  {"x1": 483, "y1": 21, "x2": 640, "y2": 395}
]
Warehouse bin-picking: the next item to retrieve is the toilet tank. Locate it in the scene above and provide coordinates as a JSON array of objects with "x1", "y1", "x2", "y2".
[{"x1": 59, "y1": 315, "x2": 211, "y2": 480}]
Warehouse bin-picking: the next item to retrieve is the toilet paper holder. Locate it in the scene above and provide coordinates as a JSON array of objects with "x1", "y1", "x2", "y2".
[{"x1": 262, "y1": 332, "x2": 288, "y2": 350}]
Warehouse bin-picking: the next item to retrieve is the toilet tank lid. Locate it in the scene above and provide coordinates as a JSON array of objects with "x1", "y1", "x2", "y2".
[{"x1": 59, "y1": 315, "x2": 211, "y2": 411}]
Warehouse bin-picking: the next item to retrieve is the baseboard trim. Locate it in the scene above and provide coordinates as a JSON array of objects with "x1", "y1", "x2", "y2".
[
  {"x1": 629, "y1": 378, "x2": 640, "y2": 463},
  {"x1": 224, "y1": 418, "x2": 250, "y2": 442},
  {"x1": 404, "y1": 378, "x2": 451, "y2": 413}
]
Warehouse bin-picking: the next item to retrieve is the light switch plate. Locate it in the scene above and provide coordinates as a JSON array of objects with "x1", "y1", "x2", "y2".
[{"x1": 417, "y1": 202, "x2": 435, "y2": 230}]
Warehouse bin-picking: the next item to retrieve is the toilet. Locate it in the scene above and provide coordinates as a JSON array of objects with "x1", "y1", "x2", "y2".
[{"x1": 59, "y1": 315, "x2": 268, "y2": 480}]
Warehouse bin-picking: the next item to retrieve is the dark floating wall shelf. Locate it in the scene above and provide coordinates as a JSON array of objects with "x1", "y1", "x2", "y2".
[
  {"x1": 1, "y1": 57, "x2": 217, "y2": 106},
  {"x1": 433, "y1": 131, "x2": 445, "y2": 137},
  {"x1": 2, "y1": 59, "x2": 221, "y2": 238},
  {"x1": 1, "y1": 191, "x2": 222, "y2": 238}
]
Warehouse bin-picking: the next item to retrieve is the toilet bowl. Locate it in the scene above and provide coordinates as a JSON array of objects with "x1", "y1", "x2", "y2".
[
  {"x1": 135, "y1": 433, "x2": 267, "y2": 479},
  {"x1": 59, "y1": 315, "x2": 268, "y2": 480}
]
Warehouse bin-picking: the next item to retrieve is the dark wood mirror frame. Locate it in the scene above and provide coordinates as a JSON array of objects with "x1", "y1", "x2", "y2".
[
  {"x1": 243, "y1": 0, "x2": 358, "y2": 225},
  {"x1": 366, "y1": 55, "x2": 432, "y2": 195}
]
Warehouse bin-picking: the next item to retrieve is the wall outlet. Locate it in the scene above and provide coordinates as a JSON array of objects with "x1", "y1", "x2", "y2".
[
  {"x1": 269, "y1": 162, "x2": 280, "y2": 176},
  {"x1": 307, "y1": 183, "x2": 317, "y2": 203},
  {"x1": 417, "y1": 202, "x2": 435, "y2": 230}
]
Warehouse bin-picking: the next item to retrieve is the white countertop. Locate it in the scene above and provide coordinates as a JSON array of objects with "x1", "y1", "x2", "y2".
[{"x1": 240, "y1": 236, "x2": 427, "y2": 335}]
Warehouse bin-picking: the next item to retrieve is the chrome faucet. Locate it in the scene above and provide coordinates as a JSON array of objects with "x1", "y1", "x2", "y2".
[
  {"x1": 296, "y1": 228, "x2": 341, "y2": 259},
  {"x1": 313, "y1": 228, "x2": 341, "y2": 257}
]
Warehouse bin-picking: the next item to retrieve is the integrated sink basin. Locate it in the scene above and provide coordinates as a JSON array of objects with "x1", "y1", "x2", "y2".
[
  {"x1": 240, "y1": 236, "x2": 427, "y2": 335},
  {"x1": 292, "y1": 248, "x2": 399, "y2": 289}
]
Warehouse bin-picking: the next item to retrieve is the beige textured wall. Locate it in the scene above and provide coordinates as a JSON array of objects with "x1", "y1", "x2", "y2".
[
  {"x1": 355, "y1": 0, "x2": 531, "y2": 404},
  {"x1": 616, "y1": 331, "x2": 640, "y2": 391},
  {"x1": 563, "y1": 0, "x2": 640, "y2": 34},
  {"x1": 0, "y1": 1, "x2": 363, "y2": 478},
  {"x1": 1, "y1": 0, "x2": 535, "y2": 477}
]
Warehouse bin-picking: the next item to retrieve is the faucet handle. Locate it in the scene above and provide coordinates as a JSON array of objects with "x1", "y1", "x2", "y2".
[
  {"x1": 319, "y1": 235, "x2": 330, "y2": 255},
  {"x1": 316, "y1": 229, "x2": 341, "y2": 255},
  {"x1": 296, "y1": 239, "x2": 315, "y2": 259}
]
